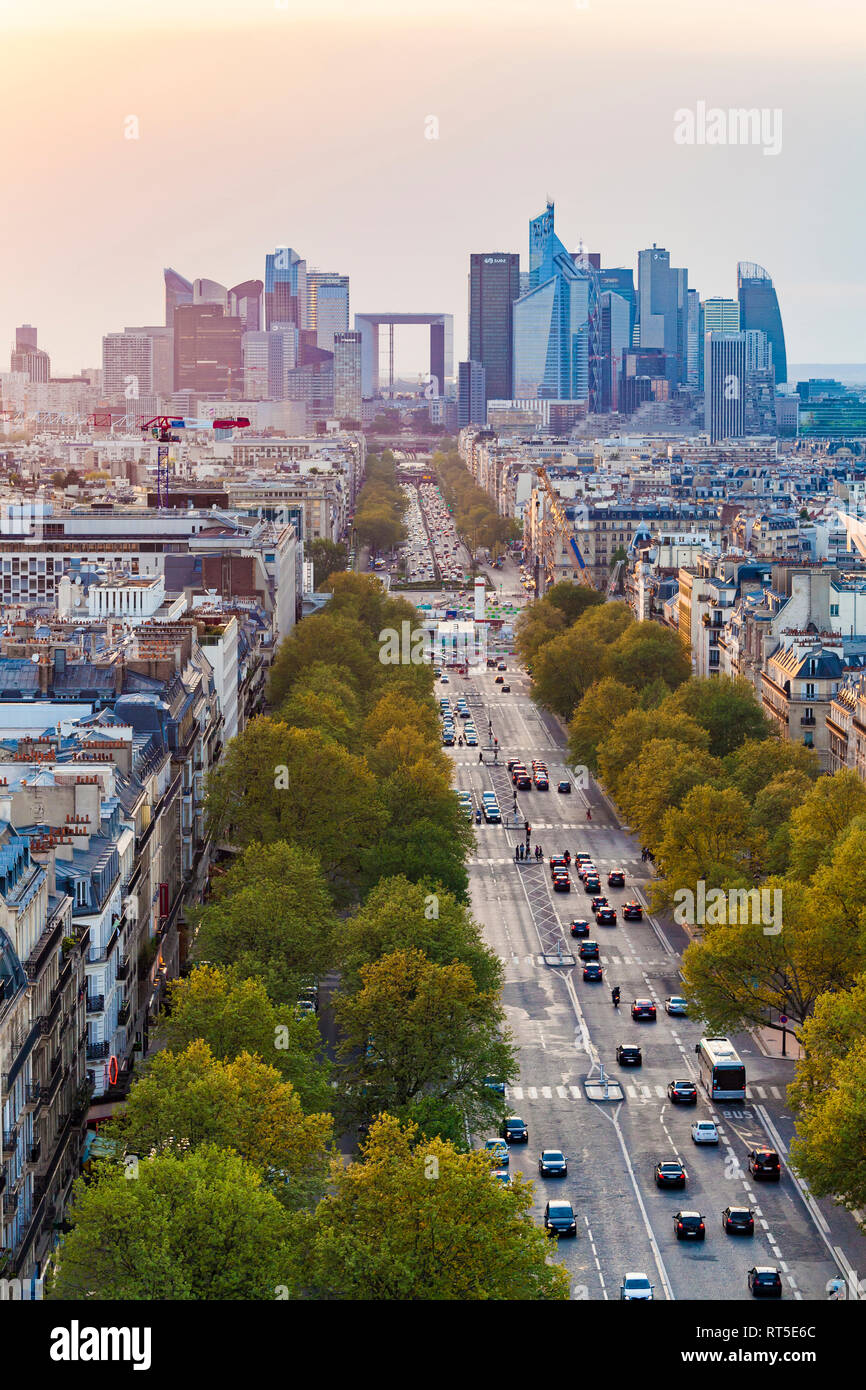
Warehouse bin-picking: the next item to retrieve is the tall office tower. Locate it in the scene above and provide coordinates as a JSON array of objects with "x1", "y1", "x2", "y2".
[
  {"x1": 265, "y1": 247, "x2": 307, "y2": 330},
  {"x1": 468, "y1": 252, "x2": 520, "y2": 404},
  {"x1": 598, "y1": 269, "x2": 637, "y2": 348},
  {"x1": 285, "y1": 343, "x2": 334, "y2": 422},
  {"x1": 164, "y1": 267, "x2": 194, "y2": 327},
  {"x1": 686, "y1": 290, "x2": 702, "y2": 387},
  {"x1": 737, "y1": 262, "x2": 787, "y2": 385},
  {"x1": 600, "y1": 292, "x2": 631, "y2": 411},
  {"x1": 333, "y1": 331, "x2": 362, "y2": 420},
  {"x1": 744, "y1": 328, "x2": 772, "y2": 371},
  {"x1": 102, "y1": 332, "x2": 154, "y2": 401},
  {"x1": 704, "y1": 331, "x2": 746, "y2": 442},
  {"x1": 457, "y1": 360, "x2": 487, "y2": 426},
  {"x1": 173, "y1": 304, "x2": 243, "y2": 395},
  {"x1": 637, "y1": 245, "x2": 689, "y2": 387},
  {"x1": 307, "y1": 273, "x2": 350, "y2": 352},
  {"x1": 228, "y1": 280, "x2": 263, "y2": 333},
  {"x1": 193, "y1": 278, "x2": 229, "y2": 310},
  {"x1": 512, "y1": 202, "x2": 591, "y2": 402},
  {"x1": 743, "y1": 328, "x2": 776, "y2": 434},
  {"x1": 15, "y1": 324, "x2": 38, "y2": 351},
  {"x1": 702, "y1": 297, "x2": 740, "y2": 333},
  {"x1": 243, "y1": 331, "x2": 276, "y2": 399},
  {"x1": 10, "y1": 334, "x2": 51, "y2": 382},
  {"x1": 124, "y1": 326, "x2": 173, "y2": 397}
]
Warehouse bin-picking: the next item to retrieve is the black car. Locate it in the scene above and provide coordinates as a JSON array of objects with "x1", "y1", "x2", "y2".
[
  {"x1": 502, "y1": 685, "x2": 511, "y2": 693},
  {"x1": 494, "y1": 675, "x2": 504, "y2": 684},
  {"x1": 596, "y1": 906, "x2": 617, "y2": 926},
  {"x1": 631, "y1": 999, "x2": 657, "y2": 1021},
  {"x1": 607, "y1": 870, "x2": 625, "y2": 888},
  {"x1": 748, "y1": 1148, "x2": 781, "y2": 1181},
  {"x1": 583, "y1": 877, "x2": 601, "y2": 894},
  {"x1": 590, "y1": 895, "x2": 609, "y2": 913},
  {"x1": 553, "y1": 873, "x2": 571, "y2": 893},
  {"x1": 570, "y1": 918, "x2": 591, "y2": 938},
  {"x1": 502, "y1": 1115, "x2": 528, "y2": 1144},
  {"x1": 544, "y1": 1200, "x2": 577, "y2": 1237},
  {"x1": 616, "y1": 1044, "x2": 642, "y2": 1067},
  {"x1": 515, "y1": 773, "x2": 530, "y2": 789},
  {"x1": 748, "y1": 1267, "x2": 783, "y2": 1298},
  {"x1": 549, "y1": 854, "x2": 569, "y2": 870},
  {"x1": 655, "y1": 1160, "x2": 687, "y2": 1188},
  {"x1": 538, "y1": 1149, "x2": 568, "y2": 1177},
  {"x1": 674, "y1": 1210, "x2": 705, "y2": 1241},
  {"x1": 578, "y1": 940, "x2": 599, "y2": 960},
  {"x1": 667, "y1": 1079, "x2": 698, "y2": 1105},
  {"x1": 533, "y1": 775, "x2": 548, "y2": 789},
  {"x1": 622, "y1": 901, "x2": 643, "y2": 920},
  {"x1": 723, "y1": 1206, "x2": 755, "y2": 1236},
  {"x1": 557, "y1": 780, "x2": 571, "y2": 794},
  {"x1": 583, "y1": 961, "x2": 603, "y2": 982}
]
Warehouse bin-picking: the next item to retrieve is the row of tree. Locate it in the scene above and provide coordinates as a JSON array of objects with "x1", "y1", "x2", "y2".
[
  {"x1": 351, "y1": 450, "x2": 408, "y2": 552},
  {"x1": 433, "y1": 450, "x2": 520, "y2": 557}
]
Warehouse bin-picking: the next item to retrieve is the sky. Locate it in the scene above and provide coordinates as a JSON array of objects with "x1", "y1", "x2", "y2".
[{"x1": 1, "y1": 0, "x2": 865, "y2": 377}]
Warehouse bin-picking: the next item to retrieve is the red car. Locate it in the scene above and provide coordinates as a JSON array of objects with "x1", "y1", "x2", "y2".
[
  {"x1": 622, "y1": 901, "x2": 643, "y2": 920},
  {"x1": 631, "y1": 999, "x2": 657, "y2": 1021}
]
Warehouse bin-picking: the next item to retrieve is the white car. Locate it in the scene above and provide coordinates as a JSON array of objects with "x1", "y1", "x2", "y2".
[
  {"x1": 620, "y1": 1272, "x2": 654, "y2": 1301},
  {"x1": 691, "y1": 1120, "x2": 719, "y2": 1145},
  {"x1": 665, "y1": 996, "x2": 689, "y2": 1016}
]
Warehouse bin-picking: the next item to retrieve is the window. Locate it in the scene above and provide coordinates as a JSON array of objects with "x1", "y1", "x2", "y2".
[
  {"x1": 830, "y1": 604, "x2": 839, "y2": 617},
  {"x1": 805, "y1": 682, "x2": 815, "y2": 698}
]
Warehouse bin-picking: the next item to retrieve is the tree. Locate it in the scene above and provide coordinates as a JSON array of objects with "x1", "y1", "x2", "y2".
[
  {"x1": 787, "y1": 770, "x2": 866, "y2": 880},
  {"x1": 108, "y1": 1041, "x2": 331, "y2": 1210},
  {"x1": 49, "y1": 1145, "x2": 296, "y2": 1300},
  {"x1": 567, "y1": 678, "x2": 639, "y2": 773},
  {"x1": 617, "y1": 740, "x2": 725, "y2": 851},
  {"x1": 194, "y1": 842, "x2": 339, "y2": 1002},
  {"x1": 514, "y1": 603, "x2": 568, "y2": 668},
  {"x1": 306, "y1": 538, "x2": 348, "y2": 588},
  {"x1": 597, "y1": 707, "x2": 709, "y2": 802},
  {"x1": 544, "y1": 581, "x2": 605, "y2": 626},
  {"x1": 267, "y1": 612, "x2": 379, "y2": 707},
  {"x1": 725, "y1": 737, "x2": 819, "y2": 800},
  {"x1": 306, "y1": 1115, "x2": 569, "y2": 1300},
  {"x1": 362, "y1": 690, "x2": 439, "y2": 748},
  {"x1": 340, "y1": 876, "x2": 502, "y2": 995},
  {"x1": 749, "y1": 771, "x2": 815, "y2": 875},
  {"x1": 606, "y1": 621, "x2": 692, "y2": 695},
  {"x1": 334, "y1": 948, "x2": 515, "y2": 1140},
  {"x1": 651, "y1": 784, "x2": 763, "y2": 913},
  {"x1": 276, "y1": 688, "x2": 359, "y2": 749},
  {"x1": 663, "y1": 676, "x2": 773, "y2": 757},
  {"x1": 160, "y1": 965, "x2": 332, "y2": 1113}
]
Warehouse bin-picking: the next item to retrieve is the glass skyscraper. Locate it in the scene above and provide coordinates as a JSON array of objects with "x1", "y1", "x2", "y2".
[
  {"x1": 512, "y1": 203, "x2": 591, "y2": 402},
  {"x1": 704, "y1": 331, "x2": 746, "y2": 442},
  {"x1": 737, "y1": 262, "x2": 787, "y2": 386},
  {"x1": 265, "y1": 247, "x2": 307, "y2": 331},
  {"x1": 637, "y1": 246, "x2": 689, "y2": 387},
  {"x1": 469, "y1": 252, "x2": 520, "y2": 403}
]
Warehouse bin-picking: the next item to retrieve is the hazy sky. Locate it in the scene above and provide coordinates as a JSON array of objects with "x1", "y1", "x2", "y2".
[{"x1": 2, "y1": 0, "x2": 864, "y2": 376}]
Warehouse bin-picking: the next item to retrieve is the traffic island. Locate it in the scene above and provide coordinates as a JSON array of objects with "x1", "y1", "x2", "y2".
[{"x1": 583, "y1": 1064, "x2": 624, "y2": 1102}]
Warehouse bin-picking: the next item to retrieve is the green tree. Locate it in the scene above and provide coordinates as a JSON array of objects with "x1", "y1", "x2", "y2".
[
  {"x1": 618, "y1": 740, "x2": 725, "y2": 851},
  {"x1": 606, "y1": 621, "x2": 692, "y2": 694},
  {"x1": 307, "y1": 538, "x2": 348, "y2": 588},
  {"x1": 597, "y1": 707, "x2": 709, "y2": 802},
  {"x1": 306, "y1": 1115, "x2": 569, "y2": 1301},
  {"x1": 651, "y1": 784, "x2": 763, "y2": 913},
  {"x1": 750, "y1": 771, "x2": 815, "y2": 875},
  {"x1": 663, "y1": 676, "x2": 773, "y2": 757},
  {"x1": 787, "y1": 770, "x2": 866, "y2": 880},
  {"x1": 544, "y1": 581, "x2": 605, "y2": 626},
  {"x1": 567, "y1": 677, "x2": 640, "y2": 773},
  {"x1": 267, "y1": 610, "x2": 379, "y2": 708},
  {"x1": 725, "y1": 737, "x2": 820, "y2": 800},
  {"x1": 514, "y1": 603, "x2": 568, "y2": 668},
  {"x1": 49, "y1": 1145, "x2": 296, "y2": 1300}
]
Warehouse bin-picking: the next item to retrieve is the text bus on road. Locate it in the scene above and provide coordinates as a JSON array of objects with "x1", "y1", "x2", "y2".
[{"x1": 695, "y1": 1036, "x2": 747, "y2": 1101}]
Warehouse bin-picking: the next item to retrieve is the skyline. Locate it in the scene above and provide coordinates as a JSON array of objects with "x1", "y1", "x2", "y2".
[{"x1": 2, "y1": 1, "x2": 865, "y2": 375}]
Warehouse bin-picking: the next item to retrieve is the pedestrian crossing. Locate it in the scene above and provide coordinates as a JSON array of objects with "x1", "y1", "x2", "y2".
[
  {"x1": 468, "y1": 856, "x2": 646, "y2": 868},
  {"x1": 506, "y1": 1083, "x2": 787, "y2": 1102}
]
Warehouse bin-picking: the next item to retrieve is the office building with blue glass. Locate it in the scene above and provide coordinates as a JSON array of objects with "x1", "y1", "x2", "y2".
[
  {"x1": 737, "y1": 261, "x2": 787, "y2": 386},
  {"x1": 512, "y1": 203, "x2": 591, "y2": 402}
]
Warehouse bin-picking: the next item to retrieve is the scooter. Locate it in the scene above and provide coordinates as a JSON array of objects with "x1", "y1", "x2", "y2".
[{"x1": 475, "y1": 809, "x2": 482, "y2": 825}]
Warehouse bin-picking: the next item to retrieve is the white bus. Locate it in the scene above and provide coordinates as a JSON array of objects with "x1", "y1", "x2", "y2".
[{"x1": 695, "y1": 1036, "x2": 747, "y2": 1101}]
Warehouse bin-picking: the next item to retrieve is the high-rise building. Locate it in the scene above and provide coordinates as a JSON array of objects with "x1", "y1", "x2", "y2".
[
  {"x1": 744, "y1": 328, "x2": 773, "y2": 372},
  {"x1": 307, "y1": 273, "x2": 350, "y2": 353},
  {"x1": 637, "y1": 246, "x2": 689, "y2": 387},
  {"x1": 704, "y1": 331, "x2": 746, "y2": 442},
  {"x1": 686, "y1": 289, "x2": 702, "y2": 387},
  {"x1": 164, "y1": 267, "x2": 194, "y2": 327},
  {"x1": 512, "y1": 203, "x2": 591, "y2": 402},
  {"x1": 15, "y1": 324, "x2": 38, "y2": 351},
  {"x1": 743, "y1": 328, "x2": 776, "y2": 434},
  {"x1": 600, "y1": 292, "x2": 631, "y2": 411},
  {"x1": 598, "y1": 269, "x2": 637, "y2": 348},
  {"x1": 102, "y1": 332, "x2": 154, "y2": 401},
  {"x1": 10, "y1": 325, "x2": 50, "y2": 382},
  {"x1": 193, "y1": 278, "x2": 228, "y2": 310},
  {"x1": 174, "y1": 304, "x2": 244, "y2": 396},
  {"x1": 468, "y1": 252, "x2": 520, "y2": 404},
  {"x1": 458, "y1": 360, "x2": 487, "y2": 426},
  {"x1": 228, "y1": 280, "x2": 263, "y2": 333},
  {"x1": 702, "y1": 297, "x2": 740, "y2": 333},
  {"x1": 738, "y1": 262, "x2": 787, "y2": 385},
  {"x1": 265, "y1": 247, "x2": 307, "y2": 331},
  {"x1": 124, "y1": 326, "x2": 173, "y2": 398},
  {"x1": 333, "y1": 330, "x2": 362, "y2": 421}
]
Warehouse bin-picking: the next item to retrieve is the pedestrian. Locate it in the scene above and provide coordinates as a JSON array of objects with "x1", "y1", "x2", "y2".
[
  {"x1": 479, "y1": 752, "x2": 483, "y2": 763},
  {"x1": 518, "y1": 843, "x2": 524, "y2": 860}
]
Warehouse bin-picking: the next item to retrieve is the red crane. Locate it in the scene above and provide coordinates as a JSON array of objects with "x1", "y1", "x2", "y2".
[{"x1": 139, "y1": 416, "x2": 250, "y2": 506}]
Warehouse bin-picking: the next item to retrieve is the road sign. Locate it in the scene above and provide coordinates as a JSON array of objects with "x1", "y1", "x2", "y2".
[{"x1": 779, "y1": 1014, "x2": 788, "y2": 1024}]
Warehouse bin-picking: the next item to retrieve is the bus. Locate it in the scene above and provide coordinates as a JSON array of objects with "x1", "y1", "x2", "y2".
[{"x1": 695, "y1": 1036, "x2": 747, "y2": 1101}]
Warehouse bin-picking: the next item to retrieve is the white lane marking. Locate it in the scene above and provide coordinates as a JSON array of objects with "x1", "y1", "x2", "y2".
[
  {"x1": 510, "y1": 1086, "x2": 524, "y2": 1100},
  {"x1": 570, "y1": 1085, "x2": 582, "y2": 1099},
  {"x1": 769, "y1": 1086, "x2": 782, "y2": 1099},
  {"x1": 752, "y1": 1086, "x2": 766, "y2": 1098},
  {"x1": 556, "y1": 1085, "x2": 568, "y2": 1099},
  {"x1": 654, "y1": 1086, "x2": 665, "y2": 1098},
  {"x1": 527, "y1": 1086, "x2": 538, "y2": 1099},
  {"x1": 540, "y1": 1086, "x2": 552, "y2": 1099}
]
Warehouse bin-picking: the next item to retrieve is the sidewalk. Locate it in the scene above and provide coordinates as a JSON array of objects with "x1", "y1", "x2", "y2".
[{"x1": 754, "y1": 1024, "x2": 803, "y2": 1061}]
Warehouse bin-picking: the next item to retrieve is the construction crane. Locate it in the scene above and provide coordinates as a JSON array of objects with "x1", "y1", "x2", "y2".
[
  {"x1": 140, "y1": 416, "x2": 250, "y2": 506},
  {"x1": 534, "y1": 466, "x2": 595, "y2": 589}
]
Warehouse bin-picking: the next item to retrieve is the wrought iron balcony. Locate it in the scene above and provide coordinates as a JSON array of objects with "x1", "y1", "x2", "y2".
[
  {"x1": 86, "y1": 1040, "x2": 110, "y2": 1061},
  {"x1": 28, "y1": 1141, "x2": 41, "y2": 1165},
  {"x1": 117, "y1": 1000, "x2": 130, "y2": 1025},
  {"x1": 2, "y1": 1127, "x2": 19, "y2": 1158},
  {"x1": 86, "y1": 994, "x2": 105, "y2": 1014}
]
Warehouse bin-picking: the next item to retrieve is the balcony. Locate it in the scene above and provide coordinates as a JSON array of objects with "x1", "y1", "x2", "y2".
[
  {"x1": 28, "y1": 1141, "x2": 41, "y2": 1166},
  {"x1": 24, "y1": 1083, "x2": 42, "y2": 1109},
  {"x1": 86, "y1": 1040, "x2": 110, "y2": 1061},
  {"x1": 86, "y1": 994, "x2": 105, "y2": 1015},
  {"x1": 39, "y1": 994, "x2": 62, "y2": 1035},
  {"x1": 116, "y1": 956, "x2": 130, "y2": 982},
  {"x1": 117, "y1": 1000, "x2": 130, "y2": 1025},
  {"x1": 801, "y1": 715, "x2": 816, "y2": 726},
  {"x1": 2, "y1": 1126, "x2": 19, "y2": 1158}
]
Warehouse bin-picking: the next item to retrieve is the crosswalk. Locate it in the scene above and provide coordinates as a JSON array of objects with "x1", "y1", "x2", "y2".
[
  {"x1": 469, "y1": 856, "x2": 646, "y2": 869},
  {"x1": 506, "y1": 1083, "x2": 787, "y2": 1102}
]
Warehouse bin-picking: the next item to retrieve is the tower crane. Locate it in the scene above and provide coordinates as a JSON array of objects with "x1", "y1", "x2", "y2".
[{"x1": 140, "y1": 416, "x2": 250, "y2": 506}]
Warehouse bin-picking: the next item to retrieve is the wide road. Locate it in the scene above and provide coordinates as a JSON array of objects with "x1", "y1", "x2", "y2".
[{"x1": 427, "y1": 564, "x2": 866, "y2": 1302}]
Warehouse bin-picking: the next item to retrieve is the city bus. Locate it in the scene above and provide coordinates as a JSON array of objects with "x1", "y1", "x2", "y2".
[{"x1": 695, "y1": 1036, "x2": 747, "y2": 1101}]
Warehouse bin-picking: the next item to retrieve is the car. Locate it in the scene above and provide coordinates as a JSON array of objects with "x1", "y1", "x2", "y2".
[
  {"x1": 483, "y1": 1076, "x2": 506, "y2": 1096},
  {"x1": 723, "y1": 1206, "x2": 755, "y2": 1235},
  {"x1": 691, "y1": 1120, "x2": 719, "y2": 1144},
  {"x1": 665, "y1": 996, "x2": 688, "y2": 1016},
  {"x1": 632, "y1": 999, "x2": 657, "y2": 1021},
  {"x1": 607, "y1": 870, "x2": 625, "y2": 888},
  {"x1": 576, "y1": 862, "x2": 596, "y2": 881},
  {"x1": 497, "y1": 663, "x2": 507, "y2": 671},
  {"x1": 655, "y1": 1160, "x2": 687, "y2": 1188},
  {"x1": 538, "y1": 1149, "x2": 568, "y2": 1177},
  {"x1": 487, "y1": 658, "x2": 497, "y2": 669},
  {"x1": 491, "y1": 1168, "x2": 511, "y2": 1186},
  {"x1": 440, "y1": 675, "x2": 449, "y2": 683},
  {"x1": 297, "y1": 985, "x2": 318, "y2": 1013},
  {"x1": 295, "y1": 999, "x2": 317, "y2": 1018},
  {"x1": 549, "y1": 854, "x2": 569, "y2": 871},
  {"x1": 553, "y1": 873, "x2": 571, "y2": 893},
  {"x1": 557, "y1": 780, "x2": 571, "y2": 793},
  {"x1": 748, "y1": 1148, "x2": 781, "y2": 1181},
  {"x1": 544, "y1": 1200, "x2": 577, "y2": 1237},
  {"x1": 748, "y1": 1267, "x2": 783, "y2": 1298},
  {"x1": 575, "y1": 852, "x2": 592, "y2": 864},
  {"x1": 583, "y1": 961, "x2": 603, "y2": 982},
  {"x1": 596, "y1": 906, "x2": 617, "y2": 926},
  {"x1": 583, "y1": 876, "x2": 601, "y2": 894},
  {"x1": 569, "y1": 918, "x2": 590, "y2": 937},
  {"x1": 484, "y1": 1138, "x2": 509, "y2": 1167},
  {"x1": 507, "y1": 759, "x2": 519, "y2": 771},
  {"x1": 466, "y1": 733, "x2": 478, "y2": 746},
  {"x1": 620, "y1": 1273, "x2": 654, "y2": 1301},
  {"x1": 674, "y1": 1210, "x2": 705, "y2": 1241},
  {"x1": 494, "y1": 675, "x2": 504, "y2": 684},
  {"x1": 442, "y1": 732, "x2": 455, "y2": 745},
  {"x1": 533, "y1": 774, "x2": 548, "y2": 789},
  {"x1": 515, "y1": 773, "x2": 531, "y2": 789},
  {"x1": 622, "y1": 901, "x2": 643, "y2": 920},
  {"x1": 616, "y1": 1044, "x2": 642, "y2": 1067},
  {"x1": 502, "y1": 1115, "x2": 528, "y2": 1143},
  {"x1": 667, "y1": 1079, "x2": 698, "y2": 1105},
  {"x1": 501, "y1": 685, "x2": 511, "y2": 693},
  {"x1": 590, "y1": 895, "x2": 609, "y2": 912},
  {"x1": 578, "y1": 940, "x2": 599, "y2": 959}
]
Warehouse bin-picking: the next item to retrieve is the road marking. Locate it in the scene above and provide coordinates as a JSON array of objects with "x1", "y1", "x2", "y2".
[
  {"x1": 527, "y1": 1086, "x2": 538, "y2": 1099},
  {"x1": 654, "y1": 1085, "x2": 665, "y2": 1098},
  {"x1": 509, "y1": 1086, "x2": 524, "y2": 1100},
  {"x1": 540, "y1": 1086, "x2": 552, "y2": 1098},
  {"x1": 570, "y1": 1085, "x2": 582, "y2": 1099},
  {"x1": 556, "y1": 1085, "x2": 568, "y2": 1098},
  {"x1": 752, "y1": 1086, "x2": 766, "y2": 1098},
  {"x1": 769, "y1": 1085, "x2": 782, "y2": 1099}
]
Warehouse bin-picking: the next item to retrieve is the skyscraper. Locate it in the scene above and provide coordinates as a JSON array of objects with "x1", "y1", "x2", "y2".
[
  {"x1": 228, "y1": 280, "x2": 263, "y2": 333},
  {"x1": 512, "y1": 203, "x2": 591, "y2": 402},
  {"x1": 124, "y1": 325, "x2": 173, "y2": 397},
  {"x1": 738, "y1": 262, "x2": 787, "y2": 385},
  {"x1": 174, "y1": 304, "x2": 243, "y2": 395},
  {"x1": 265, "y1": 247, "x2": 307, "y2": 331},
  {"x1": 468, "y1": 252, "x2": 520, "y2": 404},
  {"x1": 458, "y1": 360, "x2": 487, "y2": 427},
  {"x1": 10, "y1": 326, "x2": 50, "y2": 382},
  {"x1": 102, "y1": 332, "x2": 154, "y2": 401},
  {"x1": 307, "y1": 273, "x2": 350, "y2": 353},
  {"x1": 598, "y1": 269, "x2": 637, "y2": 347},
  {"x1": 686, "y1": 290, "x2": 702, "y2": 387},
  {"x1": 164, "y1": 268, "x2": 194, "y2": 327},
  {"x1": 333, "y1": 331, "x2": 362, "y2": 421},
  {"x1": 600, "y1": 292, "x2": 631, "y2": 411},
  {"x1": 704, "y1": 331, "x2": 746, "y2": 442},
  {"x1": 14, "y1": 325, "x2": 38, "y2": 351},
  {"x1": 702, "y1": 297, "x2": 740, "y2": 333},
  {"x1": 637, "y1": 246, "x2": 689, "y2": 387}
]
